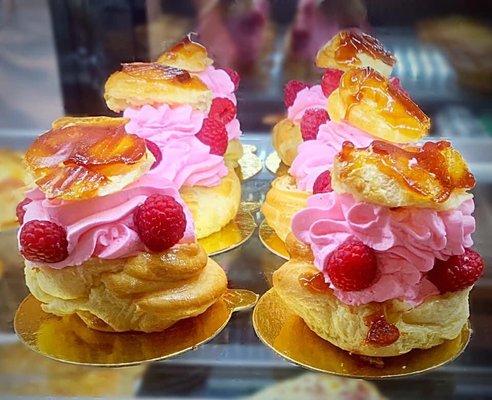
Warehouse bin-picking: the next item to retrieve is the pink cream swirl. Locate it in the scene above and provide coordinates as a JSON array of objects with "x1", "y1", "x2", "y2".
[
  {"x1": 287, "y1": 85, "x2": 327, "y2": 123},
  {"x1": 289, "y1": 121, "x2": 374, "y2": 191},
  {"x1": 19, "y1": 175, "x2": 195, "y2": 269},
  {"x1": 292, "y1": 192, "x2": 475, "y2": 305}
]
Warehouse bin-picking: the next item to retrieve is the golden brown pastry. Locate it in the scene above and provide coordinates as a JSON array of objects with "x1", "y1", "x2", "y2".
[
  {"x1": 104, "y1": 63, "x2": 212, "y2": 112},
  {"x1": 316, "y1": 30, "x2": 396, "y2": 77},
  {"x1": 180, "y1": 167, "x2": 241, "y2": 239},
  {"x1": 261, "y1": 175, "x2": 309, "y2": 242},
  {"x1": 25, "y1": 243, "x2": 227, "y2": 332},
  {"x1": 273, "y1": 235, "x2": 470, "y2": 357},
  {"x1": 328, "y1": 67, "x2": 431, "y2": 143},
  {"x1": 271, "y1": 118, "x2": 302, "y2": 167},
  {"x1": 156, "y1": 35, "x2": 213, "y2": 73},
  {"x1": 331, "y1": 140, "x2": 475, "y2": 210}
]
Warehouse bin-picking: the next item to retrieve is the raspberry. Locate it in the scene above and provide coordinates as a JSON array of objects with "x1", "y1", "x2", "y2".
[
  {"x1": 223, "y1": 67, "x2": 240, "y2": 91},
  {"x1": 283, "y1": 80, "x2": 309, "y2": 108},
  {"x1": 427, "y1": 248, "x2": 484, "y2": 293},
  {"x1": 133, "y1": 194, "x2": 186, "y2": 252},
  {"x1": 208, "y1": 97, "x2": 236, "y2": 125},
  {"x1": 16, "y1": 198, "x2": 32, "y2": 225},
  {"x1": 145, "y1": 139, "x2": 162, "y2": 169},
  {"x1": 321, "y1": 68, "x2": 343, "y2": 97},
  {"x1": 195, "y1": 118, "x2": 229, "y2": 156},
  {"x1": 19, "y1": 220, "x2": 68, "y2": 263},
  {"x1": 300, "y1": 108, "x2": 329, "y2": 141},
  {"x1": 325, "y1": 237, "x2": 378, "y2": 291},
  {"x1": 366, "y1": 316, "x2": 400, "y2": 346},
  {"x1": 312, "y1": 170, "x2": 332, "y2": 194}
]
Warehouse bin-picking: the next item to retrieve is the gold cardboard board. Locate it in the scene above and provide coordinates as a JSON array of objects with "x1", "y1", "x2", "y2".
[
  {"x1": 253, "y1": 289, "x2": 470, "y2": 379},
  {"x1": 258, "y1": 220, "x2": 289, "y2": 260},
  {"x1": 15, "y1": 289, "x2": 258, "y2": 367}
]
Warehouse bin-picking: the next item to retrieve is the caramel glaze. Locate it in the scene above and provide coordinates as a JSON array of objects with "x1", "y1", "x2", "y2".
[
  {"x1": 335, "y1": 30, "x2": 396, "y2": 67},
  {"x1": 338, "y1": 140, "x2": 475, "y2": 203},
  {"x1": 122, "y1": 62, "x2": 193, "y2": 83},
  {"x1": 161, "y1": 35, "x2": 206, "y2": 61},
  {"x1": 364, "y1": 312, "x2": 400, "y2": 347},
  {"x1": 299, "y1": 271, "x2": 331, "y2": 294},
  {"x1": 339, "y1": 67, "x2": 430, "y2": 130}
]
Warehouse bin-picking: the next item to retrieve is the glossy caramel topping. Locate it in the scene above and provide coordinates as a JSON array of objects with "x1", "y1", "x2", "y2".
[
  {"x1": 364, "y1": 313, "x2": 400, "y2": 347},
  {"x1": 25, "y1": 120, "x2": 147, "y2": 200},
  {"x1": 299, "y1": 271, "x2": 331, "y2": 294},
  {"x1": 122, "y1": 62, "x2": 193, "y2": 83},
  {"x1": 156, "y1": 35, "x2": 212, "y2": 72},
  {"x1": 335, "y1": 30, "x2": 396, "y2": 67},
  {"x1": 338, "y1": 140, "x2": 475, "y2": 203}
]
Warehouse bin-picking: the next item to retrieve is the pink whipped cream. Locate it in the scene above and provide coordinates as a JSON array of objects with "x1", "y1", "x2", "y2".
[
  {"x1": 292, "y1": 192, "x2": 475, "y2": 305},
  {"x1": 20, "y1": 175, "x2": 195, "y2": 269},
  {"x1": 287, "y1": 85, "x2": 327, "y2": 123},
  {"x1": 124, "y1": 66, "x2": 241, "y2": 142},
  {"x1": 147, "y1": 135, "x2": 228, "y2": 187},
  {"x1": 290, "y1": 121, "x2": 373, "y2": 191}
]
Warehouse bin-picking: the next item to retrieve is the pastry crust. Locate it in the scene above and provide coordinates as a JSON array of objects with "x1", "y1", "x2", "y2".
[
  {"x1": 272, "y1": 118, "x2": 302, "y2": 166},
  {"x1": 273, "y1": 238, "x2": 470, "y2": 357},
  {"x1": 261, "y1": 175, "x2": 309, "y2": 242},
  {"x1": 316, "y1": 30, "x2": 395, "y2": 77},
  {"x1": 224, "y1": 139, "x2": 244, "y2": 168},
  {"x1": 156, "y1": 35, "x2": 213, "y2": 73},
  {"x1": 25, "y1": 243, "x2": 227, "y2": 333},
  {"x1": 179, "y1": 168, "x2": 241, "y2": 239},
  {"x1": 104, "y1": 63, "x2": 212, "y2": 112}
]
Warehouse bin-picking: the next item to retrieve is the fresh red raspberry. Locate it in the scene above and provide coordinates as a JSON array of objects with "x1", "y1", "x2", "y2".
[
  {"x1": 427, "y1": 248, "x2": 484, "y2": 293},
  {"x1": 208, "y1": 97, "x2": 237, "y2": 125},
  {"x1": 325, "y1": 237, "x2": 378, "y2": 291},
  {"x1": 16, "y1": 198, "x2": 32, "y2": 225},
  {"x1": 300, "y1": 108, "x2": 329, "y2": 141},
  {"x1": 321, "y1": 68, "x2": 343, "y2": 97},
  {"x1": 145, "y1": 139, "x2": 162, "y2": 169},
  {"x1": 312, "y1": 170, "x2": 332, "y2": 194},
  {"x1": 133, "y1": 194, "x2": 186, "y2": 252},
  {"x1": 283, "y1": 80, "x2": 309, "y2": 108},
  {"x1": 19, "y1": 220, "x2": 68, "y2": 263},
  {"x1": 195, "y1": 118, "x2": 229, "y2": 156},
  {"x1": 223, "y1": 67, "x2": 240, "y2": 91}
]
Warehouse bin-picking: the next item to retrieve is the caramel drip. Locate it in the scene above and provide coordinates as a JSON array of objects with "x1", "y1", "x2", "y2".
[
  {"x1": 364, "y1": 312, "x2": 400, "y2": 347},
  {"x1": 338, "y1": 140, "x2": 475, "y2": 203},
  {"x1": 335, "y1": 31, "x2": 396, "y2": 66},
  {"x1": 299, "y1": 272, "x2": 331, "y2": 294},
  {"x1": 122, "y1": 62, "x2": 192, "y2": 83},
  {"x1": 340, "y1": 68, "x2": 429, "y2": 129}
]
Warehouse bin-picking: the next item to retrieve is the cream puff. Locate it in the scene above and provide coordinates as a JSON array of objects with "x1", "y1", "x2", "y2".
[
  {"x1": 18, "y1": 117, "x2": 227, "y2": 333},
  {"x1": 104, "y1": 36, "x2": 243, "y2": 239},
  {"x1": 272, "y1": 139, "x2": 481, "y2": 357},
  {"x1": 263, "y1": 31, "x2": 429, "y2": 244},
  {"x1": 273, "y1": 30, "x2": 396, "y2": 167}
]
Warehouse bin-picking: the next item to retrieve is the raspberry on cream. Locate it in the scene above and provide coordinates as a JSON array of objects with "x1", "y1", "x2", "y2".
[
  {"x1": 287, "y1": 85, "x2": 327, "y2": 123},
  {"x1": 20, "y1": 175, "x2": 195, "y2": 269},
  {"x1": 292, "y1": 191, "x2": 475, "y2": 305},
  {"x1": 290, "y1": 121, "x2": 373, "y2": 192}
]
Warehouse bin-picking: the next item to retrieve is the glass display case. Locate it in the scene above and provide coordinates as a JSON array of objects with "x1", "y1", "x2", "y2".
[{"x1": 1, "y1": 1, "x2": 491, "y2": 398}]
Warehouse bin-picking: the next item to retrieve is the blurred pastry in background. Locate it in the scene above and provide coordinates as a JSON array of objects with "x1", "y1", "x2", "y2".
[
  {"x1": 263, "y1": 31, "x2": 427, "y2": 242},
  {"x1": 105, "y1": 36, "x2": 242, "y2": 239},
  {"x1": 246, "y1": 372, "x2": 385, "y2": 400},
  {"x1": 418, "y1": 16, "x2": 492, "y2": 92},
  {"x1": 0, "y1": 149, "x2": 32, "y2": 231},
  {"x1": 0, "y1": 343, "x2": 144, "y2": 397},
  {"x1": 19, "y1": 116, "x2": 227, "y2": 332}
]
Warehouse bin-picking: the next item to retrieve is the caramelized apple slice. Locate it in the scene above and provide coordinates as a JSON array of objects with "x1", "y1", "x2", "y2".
[
  {"x1": 316, "y1": 30, "x2": 396, "y2": 77},
  {"x1": 25, "y1": 117, "x2": 151, "y2": 200},
  {"x1": 157, "y1": 35, "x2": 213, "y2": 72},
  {"x1": 328, "y1": 67, "x2": 430, "y2": 143},
  {"x1": 332, "y1": 140, "x2": 475, "y2": 209},
  {"x1": 104, "y1": 62, "x2": 212, "y2": 112}
]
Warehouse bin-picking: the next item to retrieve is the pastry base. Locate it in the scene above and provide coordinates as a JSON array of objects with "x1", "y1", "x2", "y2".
[
  {"x1": 253, "y1": 289, "x2": 470, "y2": 378},
  {"x1": 15, "y1": 289, "x2": 258, "y2": 367}
]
